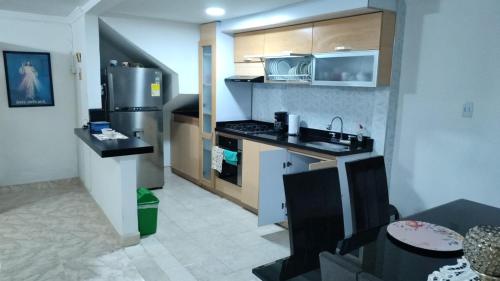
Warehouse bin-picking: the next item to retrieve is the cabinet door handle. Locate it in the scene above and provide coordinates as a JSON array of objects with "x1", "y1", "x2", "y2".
[{"x1": 335, "y1": 46, "x2": 352, "y2": 52}]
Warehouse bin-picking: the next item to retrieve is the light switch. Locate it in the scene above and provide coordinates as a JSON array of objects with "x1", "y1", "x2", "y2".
[{"x1": 462, "y1": 102, "x2": 473, "y2": 118}]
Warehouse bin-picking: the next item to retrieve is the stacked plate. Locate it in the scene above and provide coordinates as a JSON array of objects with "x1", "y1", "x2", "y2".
[{"x1": 267, "y1": 59, "x2": 312, "y2": 80}]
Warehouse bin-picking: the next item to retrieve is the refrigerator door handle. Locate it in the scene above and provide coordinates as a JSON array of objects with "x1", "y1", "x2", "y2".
[{"x1": 108, "y1": 72, "x2": 115, "y2": 110}]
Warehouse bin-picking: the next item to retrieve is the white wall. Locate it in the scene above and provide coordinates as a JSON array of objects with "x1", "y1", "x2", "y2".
[
  {"x1": 390, "y1": 0, "x2": 500, "y2": 216},
  {"x1": 215, "y1": 22, "x2": 253, "y2": 122},
  {"x1": 0, "y1": 17, "x2": 78, "y2": 186},
  {"x1": 71, "y1": 14, "x2": 102, "y2": 124},
  {"x1": 252, "y1": 84, "x2": 390, "y2": 154},
  {"x1": 99, "y1": 15, "x2": 199, "y2": 96}
]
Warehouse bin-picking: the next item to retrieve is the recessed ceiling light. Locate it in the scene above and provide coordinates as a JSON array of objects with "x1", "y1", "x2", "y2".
[{"x1": 205, "y1": 7, "x2": 225, "y2": 17}]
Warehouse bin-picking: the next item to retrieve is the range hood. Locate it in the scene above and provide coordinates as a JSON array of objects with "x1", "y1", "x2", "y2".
[
  {"x1": 242, "y1": 52, "x2": 310, "y2": 61},
  {"x1": 225, "y1": 75, "x2": 264, "y2": 83}
]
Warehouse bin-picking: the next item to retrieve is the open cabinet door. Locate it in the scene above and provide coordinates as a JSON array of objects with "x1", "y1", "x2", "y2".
[{"x1": 258, "y1": 148, "x2": 287, "y2": 226}]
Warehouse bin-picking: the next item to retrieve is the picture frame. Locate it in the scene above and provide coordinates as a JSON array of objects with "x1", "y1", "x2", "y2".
[{"x1": 2, "y1": 51, "x2": 55, "y2": 107}]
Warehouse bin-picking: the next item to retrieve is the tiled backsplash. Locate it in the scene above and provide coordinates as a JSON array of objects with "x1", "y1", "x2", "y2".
[{"x1": 251, "y1": 84, "x2": 390, "y2": 154}]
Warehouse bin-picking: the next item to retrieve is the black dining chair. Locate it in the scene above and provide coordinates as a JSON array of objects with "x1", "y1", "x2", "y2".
[
  {"x1": 279, "y1": 167, "x2": 346, "y2": 280},
  {"x1": 337, "y1": 156, "x2": 399, "y2": 255},
  {"x1": 345, "y1": 156, "x2": 399, "y2": 234}
]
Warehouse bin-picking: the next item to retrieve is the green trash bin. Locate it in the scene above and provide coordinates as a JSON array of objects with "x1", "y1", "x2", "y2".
[{"x1": 137, "y1": 187, "x2": 159, "y2": 236}]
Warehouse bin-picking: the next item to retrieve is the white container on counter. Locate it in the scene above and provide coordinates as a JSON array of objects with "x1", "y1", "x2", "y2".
[{"x1": 288, "y1": 114, "x2": 300, "y2": 136}]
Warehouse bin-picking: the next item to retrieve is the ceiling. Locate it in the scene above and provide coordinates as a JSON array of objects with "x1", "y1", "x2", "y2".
[
  {"x1": 0, "y1": 0, "x2": 89, "y2": 16},
  {"x1": 0, "y1": 0, "x2": 306, "y2": 22},
  {"x1": 107, "y1": 0, "x2": 306, "y2": 24}
]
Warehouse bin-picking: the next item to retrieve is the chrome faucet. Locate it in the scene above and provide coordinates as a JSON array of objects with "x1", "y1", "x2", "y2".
[{"x1": 327, "y1": 116, "x2": 343, "y2": 141}]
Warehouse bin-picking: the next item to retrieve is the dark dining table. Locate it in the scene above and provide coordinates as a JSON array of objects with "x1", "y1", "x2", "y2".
[{"x1": 253, "y1": 199, "x2": 500, "y2": 281}]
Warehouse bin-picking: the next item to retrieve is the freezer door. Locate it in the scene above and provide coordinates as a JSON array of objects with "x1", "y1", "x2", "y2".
[
  {"x1": 107, "y1": 67, "x2": 163, "y2": 110},
  {"x1": 109, "y1": 111, "x2": 164, "y2": 189}
]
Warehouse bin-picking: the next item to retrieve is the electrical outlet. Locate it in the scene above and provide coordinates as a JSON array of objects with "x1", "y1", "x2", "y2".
[{"x1": 462, "y1": 102, "x2": 473, "y2": 118}]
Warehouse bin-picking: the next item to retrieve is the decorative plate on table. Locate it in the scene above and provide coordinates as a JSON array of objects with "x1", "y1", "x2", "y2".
[{"x1": 387, "y1": 220, "x2": 464, "y2": 252}]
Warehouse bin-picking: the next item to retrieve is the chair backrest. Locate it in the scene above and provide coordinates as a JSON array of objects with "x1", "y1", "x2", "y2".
[
  {"x1": 345, "y1": 156, "x2": 390, "y2": 234},
  {"x1": 281, "y1": 167, "x2": 345, "y2": 277}
]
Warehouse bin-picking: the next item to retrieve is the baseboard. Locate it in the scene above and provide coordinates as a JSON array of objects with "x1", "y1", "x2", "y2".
[
  {"x1": 171, "y1": 168, "x2": 200, "y2": 186},
  {"x1": 0, "y1": 177, "x2": 80, "y2": 190},
  {"x1": 120, "y1": 232, "x2": 141, "y2": 247}
]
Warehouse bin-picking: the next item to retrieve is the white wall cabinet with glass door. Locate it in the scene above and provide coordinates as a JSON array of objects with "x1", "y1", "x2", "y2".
[{"x1": 312, "y1": 51, "x2": 380, "y2": 87}]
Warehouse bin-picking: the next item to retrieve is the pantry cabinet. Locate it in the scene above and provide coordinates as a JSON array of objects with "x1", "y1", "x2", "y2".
[{"x1": 199, "y1": 22, "x2": 217, "y2": 190}]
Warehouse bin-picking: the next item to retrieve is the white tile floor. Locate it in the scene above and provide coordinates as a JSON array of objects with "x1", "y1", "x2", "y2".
[{"x1": 0, "y1": 169, "x2": 290, "y2": 281}]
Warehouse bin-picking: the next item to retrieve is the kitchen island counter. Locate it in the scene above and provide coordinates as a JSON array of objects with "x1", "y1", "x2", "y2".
[
  {"x1": 74, "y1": 128, "x2": 153, "y2": 158},
  {"x1": 75, "y1": 127, "x2": 152, "y2": 247}
]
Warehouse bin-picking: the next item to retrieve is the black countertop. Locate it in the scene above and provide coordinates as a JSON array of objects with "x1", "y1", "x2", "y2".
[
  {"x1": 74, "y1": 128, "x2": 153, "y2": 158},
  {"x1": 215, "y1": 121, "x2": 373, "y2": 157}
]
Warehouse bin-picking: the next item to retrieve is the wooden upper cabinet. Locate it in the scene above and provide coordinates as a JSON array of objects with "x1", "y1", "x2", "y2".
[
  {"x1": 234, "y1": 31, "x2": 265, "y2": 62},
  {"x1": 264, "y1": 23, "x2": 313, "y2": 56},
  {"x1": 312, "y1": 12, "x2": 383, "y2": 53},
  {"x1": 200, "y1": 22, "x2": 216, "y2": 43}
]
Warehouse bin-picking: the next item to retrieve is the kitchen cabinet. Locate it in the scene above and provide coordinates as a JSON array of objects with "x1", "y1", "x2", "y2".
[
  {"x1": 313, "y1": 12, "x2": 396, "y2": 86},
  {"x1": 258, "y1": 149, "x2": 337, "y2": 226},
  {"x1": 171, "y1": 114, "x2": 200, "y2": 183},
  {"x1": 241, "y1": 140, "x2": 279, "y2": 211},
  {"x1": 234, "y1": 31, "x2": 265, "y2": 62},
  {"x1": 264, "y1": 23, "x2": 313, "y2": 56},
  {"x1": 312, "y1": 50, "x2": 380, "y2": 87},
  {"x1": 235, "y1": 62, "x2": 265, "y2": 77},
  {"x1": 199, "y1": 22, "x2": 217, "y2": 190},
  {"x1": 312, "y1": 12, "x2": 383, "y2": 53}
]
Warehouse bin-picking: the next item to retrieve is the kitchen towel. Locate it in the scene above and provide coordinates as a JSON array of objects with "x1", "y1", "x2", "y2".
[
  {"x1": 223, "y1": 150, "x2": 238, "y2": 166},
  {"x1": 211, "y1": 146, "x2": 224, "y2": 173}
]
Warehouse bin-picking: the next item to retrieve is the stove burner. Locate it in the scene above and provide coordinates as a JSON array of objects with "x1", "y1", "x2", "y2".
[{"x1": 224, "y1": 122, "x2": 275, "y2": 134}]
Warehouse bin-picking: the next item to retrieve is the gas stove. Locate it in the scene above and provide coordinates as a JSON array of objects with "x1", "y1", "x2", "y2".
[{"x1": 221, "y1": 121, "x2": 276, "y2": 135}]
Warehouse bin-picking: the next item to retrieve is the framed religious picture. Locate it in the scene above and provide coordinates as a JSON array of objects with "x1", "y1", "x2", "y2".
[{"x1": 3, "y1": 51, "x2": 55, "y2": 107}]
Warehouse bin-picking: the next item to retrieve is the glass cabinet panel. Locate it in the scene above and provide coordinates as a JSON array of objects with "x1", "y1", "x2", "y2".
[
  {"x1": 312, "y1": 50, "x2": 379, "y2": 87},
  {"x1": 202, "y1": 46, "x2": 212, "y2": 134},
  {"x1": 202, "y1": 139, "x2": 212, "y2": 181}
]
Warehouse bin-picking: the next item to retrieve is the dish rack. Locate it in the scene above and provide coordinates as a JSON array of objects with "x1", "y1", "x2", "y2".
[{"x1": 264, "y1": 56, "x2": 313, "y2": 83}]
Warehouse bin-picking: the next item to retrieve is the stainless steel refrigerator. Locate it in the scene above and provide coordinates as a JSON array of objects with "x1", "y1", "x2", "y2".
[{"x1": 105, "y1": 66, "x2": 164, "y2": 189}]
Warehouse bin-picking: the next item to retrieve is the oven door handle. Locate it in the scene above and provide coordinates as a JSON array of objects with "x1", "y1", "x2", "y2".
[{"x1": 237, "y1": 151, "x2": 242, "y2": 165}]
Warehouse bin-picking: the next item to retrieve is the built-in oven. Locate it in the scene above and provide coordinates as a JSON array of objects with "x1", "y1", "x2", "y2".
[{"x1": 217, "y1": 134, "x2": 243, "y2": 187}]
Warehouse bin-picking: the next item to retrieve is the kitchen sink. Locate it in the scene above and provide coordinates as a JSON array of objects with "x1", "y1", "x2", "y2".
[{"x1": 305, "y1": 141, "x2": 350, "y2": 151}]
